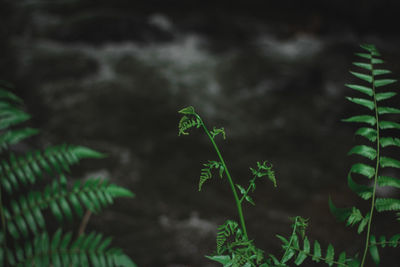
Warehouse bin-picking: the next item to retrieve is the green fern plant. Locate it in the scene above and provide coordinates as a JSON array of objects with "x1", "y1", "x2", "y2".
[
  {"x1": 329, "y1": 44, "x2": 400, "y2": 266},
  {"x1": 0, "y1": 83, "x2": 136, "y2": 266},
  {"x1": 178, "y1": 44, "x2": 400, "y2": 267}
]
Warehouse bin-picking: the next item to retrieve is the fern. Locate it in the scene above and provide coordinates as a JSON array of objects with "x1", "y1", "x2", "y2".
[
  {"x1": 207, "y1": 220, "x2": 265, "y2": 267},
  {"x1": 1, "y1": 229, "x2": 135, "y2": 266},
  {"x1": 0, "y1": 86, "x2": 39, "y2": 152},
  {"x1": 178, "y1": 44, "x2": 400, "y2": 267},
  {"x1": 199, "y1": 160, "x2": 224, "y2": 191},
  {"x1": 329, "y1": 44, "x2": 400, "y2": 266},
  {"x1": 273, "y1": 216, "x2": 358, "y2": 267},
  {"x1": 0, "y1": 85, "x2": 136, "y2": 266},
  {"x1": 178, "y1": 106, "x2": 276, "y2": 266}
]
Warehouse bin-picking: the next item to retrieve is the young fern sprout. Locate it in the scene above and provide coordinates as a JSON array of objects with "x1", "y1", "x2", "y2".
[
  {"x1": 178, "y1": 106, "x2": 277, "y2": 266},
  {"x1": 178, "y1": 44, "x2": 400, "y2": 267}
]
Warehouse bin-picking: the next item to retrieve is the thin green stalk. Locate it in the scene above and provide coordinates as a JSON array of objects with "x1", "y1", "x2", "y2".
[
  {"x1": 360, "y1": 54, "x2": 380, "y2": 267},
  {"x1": 280, "y1": 216, "x2": 299, "y2": 263},
  {"x1": 196, "y1": 114, "x2": 248, "y2": 239}
]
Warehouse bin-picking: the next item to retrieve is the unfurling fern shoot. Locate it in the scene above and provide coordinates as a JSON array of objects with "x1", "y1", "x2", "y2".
[
  {"x1": 330, "y1": 44, "x2": 400, "y2": 266},
  {"x1": 178, "y1": 106, "x2": 277, "y2": 266}
]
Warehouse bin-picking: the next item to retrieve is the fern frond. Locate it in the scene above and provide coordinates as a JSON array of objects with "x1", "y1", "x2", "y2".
[
  {"x1": 178, "y1": 115, "x2": 201, "y2": 136},
  {"x1": 0, "y1": 88, "x2": 39, "y2": 151},
  {"x1": 198, "y1": 160, "x2": 223, "y2": 191},
  {"x1": 210, "y1": 220, "x2": 265, "y2": 266},
  {"x1": 0, "y1": 144, "x2": 106, "y2": 193},
  {"x1": 210, "y1": 127, "x2": 226, "y2": 140},
  {"x1": 277, "y1": 230, "x2": 356, "y2": 266},
  {"x1": 329, "y1": 198, "x2": 369, "y2": 234},
  {"x1": 368, "y1": 234, "x2": 400, "y2": 266},
  {"x1": 273, "y1": 216, "x2": 358, "y2": 266},
  {"x1": 3, "y1": 230, "x2": 136, "y2": 266},
  {"x1": 3, "y1": 176, "x2": 134, "y2": 239}
]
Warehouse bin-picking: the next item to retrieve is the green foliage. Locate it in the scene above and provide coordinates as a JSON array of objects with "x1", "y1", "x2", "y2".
[
  {"x1": 179, "y1": 44, "x2": 400, "y2": 267},
  {"x1": 331, "y1": 44, "x2": 400, "y2": 266},
  {"x1": 199, "y1": 160, "x2": 224, "y2": 191},
  {"x1": 178, "y1": 106, "x2": 275, "y2": 266},
  {"x1": 273, "y1": 216, "x2": 357, "y2": 267},
  {"x1": 2, "y1": 229, "x2": 135, "y2": 266},
  {"x1": 206, "y1": 220, "x2": 265, "y2": 267},
  {"x1": 0, "y1": 84, "x2": 136, "y2": 266}
]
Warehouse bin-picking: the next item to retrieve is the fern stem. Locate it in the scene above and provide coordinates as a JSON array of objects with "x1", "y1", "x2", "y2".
[
  {"x1": 196, "y1": 115, "x2": 248, "y2": 239},
  {"x1": 280, "y1": 216, "x2": 298, "y2": 263},
  {"x1": 360, "y1": 53, "x2": 380, "y2": 267},
  {"x1": 78, "y1": 209, "x2": 92, "y2": 236}
]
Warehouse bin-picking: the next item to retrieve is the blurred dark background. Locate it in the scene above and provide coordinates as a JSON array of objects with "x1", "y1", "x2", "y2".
[{"x1": 2, "y1": 0, "x2": 400, "y2": 266}]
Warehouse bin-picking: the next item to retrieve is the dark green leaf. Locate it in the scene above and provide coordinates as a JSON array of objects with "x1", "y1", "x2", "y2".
[
  {"x1": 338, "y1": 252, "x2": 347, "y2": 265},
  {"x1": 360, "y1": 44, "x2": 378, "y2": 54},
  {"x1": 378, "y1": 176, "x2": 400, "y2": 189},
  {"x1": 374, "y1": 79, "x2": 397, "y2": 87},
  {"x1": 348, "y1": 145, "x2": 376, "y2": 160},
  {"x1": 345, "y1": 97, "x2": 374, "y2": 110},
  {"x1": 376, "y1": 92, "x2": 396, "y2": 101},
  {"x1": 72, "y1": 146, "x2": 106, "y2": 159},
  {"x1": 245, "y1": 195, "x2": 255, "y2": 206},
  {"x1": 51, "y1": 229, "x2": 62, "y2": 251},
  {"x1": 380, "y1": 121, "x2": 400, "y2": 130},
  {"x1": 312, "y1": 241, "x2": 321, "y2": 262},
  {"x1": 350, "y1": 163, "x2": 375, "y2": 178},
  {"x1": 350, "y1": 71, "x2": 372, "y2": 83},
  {"x1": 0, "y1": 89, "x2": 22, "y2": 103},
  {"x1": 294, "y1": 251, "x2": 307, "y2": 265},
  {"x1": 371, "y1": 58, "x2": 384, "y2": 64},
  {"x1": 355, "y1": 127, "x2": 376, "y2": 142},
  {"x1": 0, "y1": 109, "x2": 30, "y2": 130},
  {"x1": 380, "y1": 137, "x2": 400, "y2": 148},
  {"x1": 205, "y1": 255, "x2": 231, "y2": 265},
  {"x1": 389, "y1": 234, "x2": 400, "y2": 247},
  {"x1": 342, "y1": 115, "x2": 376, "y2": 126},
  {"x1": 380, "y1": 157, "x2": 400, "y2": 169},
  {"x1": 375, "y1": 198, "x2": 400, "y2": 212},
  {"x1": 348, "y1": 173, "x2": 373, "y2": 199},
  {"x1": 107, "y1": 184, "x2": 135, "y2": 198},
  {"x1": 352, "y1": 62, "x2": 372, "y2": 70},
  {"x1": 50, "y1": 201, "x2": 63, "y2": 221},
  {"x1": 369, "y1": 236, "x2": 380, "y2": 266},
  {"x1": 355, "y1": 53, "x2": 371, "y2": 60},
  {"x1": 345, "y1": 84, "x2": 373, "y2": 96},
  {"x1": 358, "y1": 214, "x2": 369, "y2": 234},
  {"x1": 328, "y1": 197, "x2": 351, "y2": 222},
  {"x1": 378, "y1": 107, "x2": 400, "y2": 115},
  {"x1": 325, "y1": 244, "x2": 334, "y2": 266},
  {"x1": 346, "y1": 207, "x2": 363, "y2": 226},
  {"x1": 373, "y1": 69, "x2": 391, "y2": 76},
  {"x1": 276, "y1": 234, "x2": 289, "y2": 245}
]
